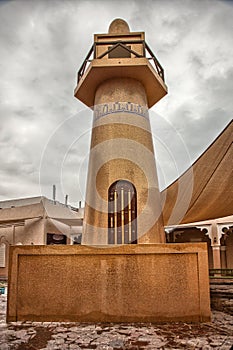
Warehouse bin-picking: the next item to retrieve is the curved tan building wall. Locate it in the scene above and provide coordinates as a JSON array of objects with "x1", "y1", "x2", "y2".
[{"x1": 82, "y1": 78, "x2": 165, "y2": 245}]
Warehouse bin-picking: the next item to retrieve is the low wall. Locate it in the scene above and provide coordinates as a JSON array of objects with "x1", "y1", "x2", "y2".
[
  {"x1": 7, "y1": 244, "x2": 211, "y2": 322},
  {"x1": 210, "y1": 279, "x2": 233, "y2": 315}
]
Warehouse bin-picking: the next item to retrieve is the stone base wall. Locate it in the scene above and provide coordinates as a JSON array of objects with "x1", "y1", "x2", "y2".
[{"x1": 7, "y1": 244, "x2": 211, "y2": 323}]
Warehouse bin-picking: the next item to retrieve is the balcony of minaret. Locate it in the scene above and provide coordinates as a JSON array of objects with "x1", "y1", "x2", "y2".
[{"x1": 74, "y1": 26, "x2": 167, "y2": 108}]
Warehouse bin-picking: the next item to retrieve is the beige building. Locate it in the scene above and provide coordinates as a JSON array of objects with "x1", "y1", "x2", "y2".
[
  {"x1": 165, "y1": 215, "x2": 233, "y2": 270},
  {"x1": 0, "y1": 196, "x2": 83, "y2": 279},
  {"x1": 2, "y1": 18, "x2": 221, "y2": 322}
]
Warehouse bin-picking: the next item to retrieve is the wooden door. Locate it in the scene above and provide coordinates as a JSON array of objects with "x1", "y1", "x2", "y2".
[{"x1": 108, "y1": 180, "x2": 137, "y2": 244}]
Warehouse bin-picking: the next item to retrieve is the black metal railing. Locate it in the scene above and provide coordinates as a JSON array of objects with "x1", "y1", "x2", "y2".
[
  {"x1": 209, "y1": 269, "x2": 233, "y2": 277},
  {"x1": 77, "y1": 40, "x2": 165, "y2": 83}
]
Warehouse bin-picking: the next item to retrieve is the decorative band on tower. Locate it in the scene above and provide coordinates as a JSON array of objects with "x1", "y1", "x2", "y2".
[{"x1": 94, "y1": 102, "x2": 149, "y2": 121}]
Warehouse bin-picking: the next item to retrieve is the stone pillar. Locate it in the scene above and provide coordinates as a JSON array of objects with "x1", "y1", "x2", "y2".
[
  {"x1": 220, "y1": 246, "x2": 227, "y2": 269},
  {"x1": 211, "y1": 222, "x2": 221, "y2": 270},
  {"x1": 212, "y1": 245, "x2": 221, "y2": 269}
]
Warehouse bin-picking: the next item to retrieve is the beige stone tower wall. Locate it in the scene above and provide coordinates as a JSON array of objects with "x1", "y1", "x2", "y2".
[
  {"x1": 75, "y1": 18, "x2": 167, "y2": 245},
  {"x1": 82, "y1": 77, "x2": 165, "y2": 245}
]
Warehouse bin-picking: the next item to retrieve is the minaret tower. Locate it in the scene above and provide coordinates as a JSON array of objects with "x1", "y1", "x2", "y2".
[{"x1": 74, "y1": 19, "x2": 167, "y2": 245}]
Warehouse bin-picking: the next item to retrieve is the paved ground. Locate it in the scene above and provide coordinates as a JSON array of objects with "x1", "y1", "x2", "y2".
[{"x1": 0, "y1": 295, "x2": 233, "y2": 350}]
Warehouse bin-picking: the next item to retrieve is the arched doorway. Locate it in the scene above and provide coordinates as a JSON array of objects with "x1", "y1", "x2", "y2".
[
  {"x1": 166, "y1": 227, "x2": 213, "y2": 268},
  {"x1": 220, "y1": 226, "x2": 233, "y2": 269},
  {"x1": 108, "y1": 180, "x2": 137, "y2": 244}
]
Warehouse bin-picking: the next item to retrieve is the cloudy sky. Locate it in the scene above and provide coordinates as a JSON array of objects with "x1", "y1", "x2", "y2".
[{"x1": 0, "y1": 0, "x2": 232, "y2": 205}]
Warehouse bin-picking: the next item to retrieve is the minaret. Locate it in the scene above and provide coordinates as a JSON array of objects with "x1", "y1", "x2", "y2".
[{"x1": 74, "y1": 19, "x2": 167, "y2": 245}]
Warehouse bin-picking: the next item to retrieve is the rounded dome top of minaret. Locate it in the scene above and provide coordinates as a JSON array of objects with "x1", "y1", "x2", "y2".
[{"x1": 108, "y1": 18, "x2": 130, "y2": 34}]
